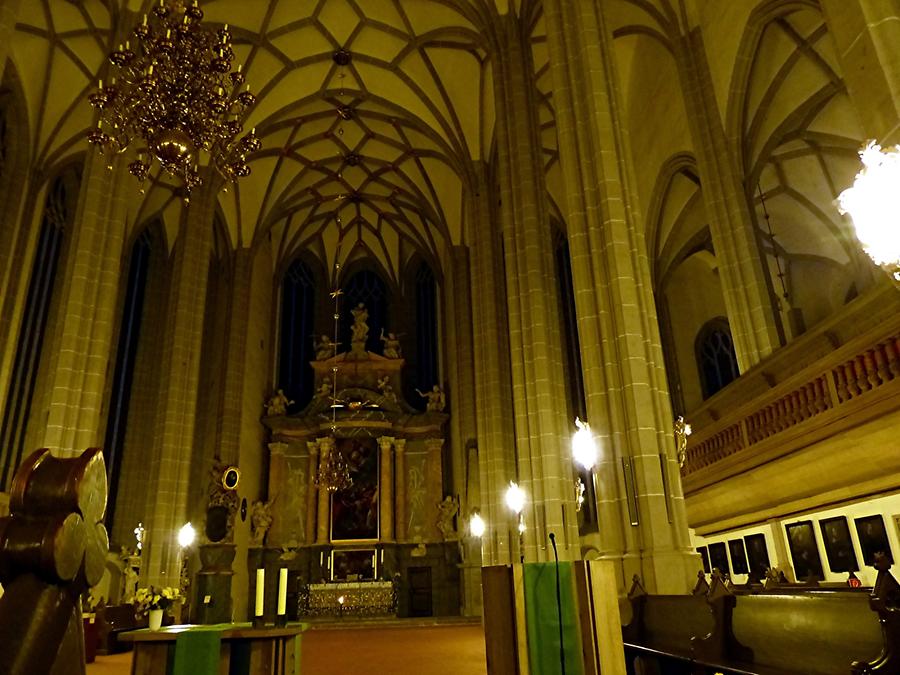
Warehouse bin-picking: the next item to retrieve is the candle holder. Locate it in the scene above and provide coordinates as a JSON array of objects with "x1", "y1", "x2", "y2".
[
  {"x1": 274, "y1": 613, "x2": 287, "y2": 628},
  {"x1": 252, "y1": 615, "x2": 266, "y2": 629}
]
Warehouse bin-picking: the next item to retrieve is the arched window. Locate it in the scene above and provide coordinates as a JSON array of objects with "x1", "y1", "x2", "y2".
[
  {"x1": 104, "y1": 231, "x2": 153, "y2": 527},
  {"x1": 414, "y1": 262, "x2": 438, "y2": 396},
  {"x1": 695, "y1": 318, "x2": 740, "y2": 399},
  {"x1": 0, "y1": 168, "x2": 79, "y2": 489},
  {"x1": 340, "y1": 269, "x2": 389, "y2": 355},
  {"x1": 279, "y1": 259, "x2": 317, "y2": 412}
]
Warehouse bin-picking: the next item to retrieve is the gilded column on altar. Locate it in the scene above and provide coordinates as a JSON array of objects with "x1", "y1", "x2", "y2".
[
  {"x1": 378, "y1": 436, "x2": 394, "y2": 541},
  {"x1": 315, "y1": 437, "x2": 334, "y2": 544},
  {"x1": 306, "y1": 442, "x2": 319, "y2": 545},
  {"x1": 394, "y1": 438, "x2": 407, "y2": 541}
]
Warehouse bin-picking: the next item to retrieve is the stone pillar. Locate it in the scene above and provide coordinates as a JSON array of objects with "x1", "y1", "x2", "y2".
[
  {"x1": 266, "y1": 442, "x2": 288, "y2": 545},
  {"x1": 37, "y1": 151, "x2": 131, "y2": 455},
  {"x1": 822, "y1": 0, "x2": 900, "y2": 143},
  {"x1": 394, "y1": 438, "x2": 407, "y2": 542},
  {"x1": 543, "y1": 0, "x2": 696, "y2": 592},
  {"x1": 492, "y1": 14, "x2": 580, "y2": 562},
  {"x1": 315, "y1": 436, "x2": 333, "y2": 544},
  {"x1": 305, "y1": 441, "x2": 319, "y2": 545},
  {"x1": 378, "y1": 436, "x2": 394, "y2": 541},
  {"x1": 671, "y1": 30, "x2": 783, "y2": 369},
  {"x1": 142, "y1": 183, "x2": 217, "y2": 586}
]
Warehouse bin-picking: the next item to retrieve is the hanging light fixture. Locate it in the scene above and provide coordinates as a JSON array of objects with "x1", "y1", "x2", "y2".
[
  {"x1": 87, "y1": 0, "x2": 260, "y2": 196},
  {"x1": 315, "y1": 261, "x2": 352, "y2": 493},
  {"x1": 838, "y1": 141, "x2": 900, "y2": 283}
]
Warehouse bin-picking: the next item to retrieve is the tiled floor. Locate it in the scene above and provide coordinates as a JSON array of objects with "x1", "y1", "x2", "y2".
[{"x1": 86, "y1": 623, "x2": 488, "y2": 675}]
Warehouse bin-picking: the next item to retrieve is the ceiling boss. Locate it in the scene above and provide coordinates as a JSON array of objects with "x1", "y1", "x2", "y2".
[{"x1": 87, "y1": 0, "x2": 260, "y2": 197}]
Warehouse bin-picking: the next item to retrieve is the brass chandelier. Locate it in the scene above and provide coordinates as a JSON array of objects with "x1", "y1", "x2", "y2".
[{"x1": 87, "y1": 0, "x2": 260, "y2": 195}]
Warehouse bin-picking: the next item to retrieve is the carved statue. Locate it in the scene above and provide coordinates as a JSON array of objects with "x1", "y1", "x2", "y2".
[
  {"x1": 674, "y1": 415, "x2": 692, "y2": 468},
  {"x1": 315, "y1": 335, "x2": 338, "y2": 360},
  {"x1": 265, "y1": 389, "x2": 293, "y2": 417},
  {"x1": 380, "y1": 329, "x2": 402, "y2": 359},
  {"x1": 350, "y1": 303, "x2": 369, "y2": 345},
  {"x1": 417, "y1": 384, "x2": 446, "y2": 412},
  {"x1": 315, "y1": 378, "x2": 333, "y2": 400},
  {"x1": 250, "y1": 500, "x2": 273, "y2": 546},
  {"x1": 436, "y1": 495, "x2": 459, "y2": 540},
  {"x1": 574, "y1": 477, "x2": 586, "y2": 512},
  {"x1": 377, "y1": 375, "x2": 398, "y2": 402}
]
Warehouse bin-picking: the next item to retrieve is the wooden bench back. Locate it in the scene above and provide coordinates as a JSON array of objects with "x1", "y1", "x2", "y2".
[
  {"x1": 640, "y1": 595, "x2": 713, "y2": 654},
  {"x1": 732, "y1": 592, "x2": 882, "y2": 674}
]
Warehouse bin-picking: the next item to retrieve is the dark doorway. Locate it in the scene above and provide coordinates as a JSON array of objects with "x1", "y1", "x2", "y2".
[{"x1": 407, "y1": 566, "x2": 433, "y2": 617}]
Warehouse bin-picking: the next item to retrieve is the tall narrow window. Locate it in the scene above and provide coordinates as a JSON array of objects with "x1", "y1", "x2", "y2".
[
  {"x1": 340, "y1": 269, "x2": 389, "y2": 355},
  {"x1": 0, "y1": 170, "x2": 78, "y2": 489},
  {"x1": 414, "y1": 262, "x2": 438, "y2": 396},
  {"x1": 280, "y1": 259, "x2": 316, "y2": 412},
  {"x1": 104, "y1": 231, "x2": 152, "y2": 528},
  {"x1": 695, "y1": 318, "x2": 740, "y2": 398}
]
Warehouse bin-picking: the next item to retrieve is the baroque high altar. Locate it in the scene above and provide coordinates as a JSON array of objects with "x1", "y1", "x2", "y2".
[{"x1": 255, "y1": 303, "x2": 457, "y2": 619}]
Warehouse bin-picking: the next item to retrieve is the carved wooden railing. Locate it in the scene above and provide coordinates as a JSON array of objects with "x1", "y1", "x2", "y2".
[{"x1": 682, "y1": 286, "x2": 900, "y2": 486}]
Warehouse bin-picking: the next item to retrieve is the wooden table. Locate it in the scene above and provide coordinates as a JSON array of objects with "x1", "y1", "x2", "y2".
[{"x1": 120, "y1": 624, "x2": 305, "y2": 675}]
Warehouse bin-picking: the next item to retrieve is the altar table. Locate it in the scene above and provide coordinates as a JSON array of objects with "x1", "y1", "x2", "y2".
[
  {"x1": 304, "y1": 581, "x2": 395, "y2": 617},
  {"x1": 120, "y1": 623, "x2": 306, "y2": 675}
]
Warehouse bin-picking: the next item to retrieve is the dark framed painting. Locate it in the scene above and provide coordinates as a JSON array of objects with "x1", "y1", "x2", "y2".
[
  {"x1": 786, "y1": 520, "x2": 824, "y2": 580},
  {"x1": 854, "y1": 515, "x2": 894, "y2": 566},
  {"x1": 819, "y1": 516, "x2": 859, "y2": 573},
  {"x1": 728, "y1": 539, "x2": 749, "y2": 575},
  {"x1": 697, "y1": 546, "x2": 711, "y2": 574},
  {"x1": 744, "y1": 534, "x2": 771, "y2": 577},
  {"x1": 331, "y1": 549, "x2": 376, "y2": 581},
  {"x1": 330, "y1": 437, "x2": 379, "y2": 542},
  {"x1": 709, "y1": 542, "x2": 729, "y2": 575}
]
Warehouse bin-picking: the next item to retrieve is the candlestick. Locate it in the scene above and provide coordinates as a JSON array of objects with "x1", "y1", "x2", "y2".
[
  {"x1": 277, "y1": 568, "x2": 288, "y2": 616},
  {"x1": 255, "y1": 568, "x2": 265, "y2": 617}
]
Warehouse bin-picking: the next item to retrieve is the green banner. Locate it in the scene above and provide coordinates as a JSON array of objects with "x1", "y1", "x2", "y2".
[
  {"x1": 172, "y1": 623, "x2": 231, "y2": 675},
  {"x1": 523, "y1": 562, "x2": 583, "y2": 675}
]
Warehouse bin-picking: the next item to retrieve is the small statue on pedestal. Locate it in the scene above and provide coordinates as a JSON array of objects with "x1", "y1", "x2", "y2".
[
  {"x1": 380, "y1": 329, "x2": 402, "y2": 359},
  {"x1": 437, "y1": 495, "x2": 459, "y2": 540},
  {"x1": 417, "y1": 385, "x2": 446, "y2": 412},
  {"x1": 350, "y1": 303, "x2": 369, "y2": 352},
  {"x1": 265, "y1": 389, "x2": 293, "y2": 417},
  {"x1": 377, "y1": 376, "x2": 398, "y2": 403},
  {"x1": 250, "y1": 500, "x2": 273, "y2": 546}
]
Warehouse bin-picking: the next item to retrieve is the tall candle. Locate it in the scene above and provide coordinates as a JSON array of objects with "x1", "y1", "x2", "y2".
[
  {"x1": 255, "y1": 569, "x2": 265, "y2": 617},
  {"x1": 277, "y1": 568, "x2": 288, "y2": 616}
]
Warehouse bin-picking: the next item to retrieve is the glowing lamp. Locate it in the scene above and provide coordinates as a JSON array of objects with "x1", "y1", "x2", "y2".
[
  {"x1": 469, "y1": 511, "x2": 486, "y2": 538},
  {"x1": 505, "y1": 481, "x2": 525, "y2": 515},
  {"x1": 177, "y1": 522, "x2": 196, "y2": 549},
  {"x1": 572, "y1": 417, "x2": 598, "y2": 471}
]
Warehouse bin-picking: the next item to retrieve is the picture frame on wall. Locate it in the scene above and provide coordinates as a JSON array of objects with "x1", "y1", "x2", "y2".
[
  {"x1": 728, "y1": 539, "x2": 749, "y2": 574},
  {"x1": 744, "y1": 533, "x2": 770, "y2": 577},
  {"x1": 854, "y1": 515, "x2": 894, "y2": 566},
  {"x1": 709, "y1": 541, "x2": 729, "y2": 575},
  {"x1": 819, "y1": 516, "x2": 859, "y2": 573},
  {"x1": 786, "y1": 520, "x2": 824, "y2": 580}
]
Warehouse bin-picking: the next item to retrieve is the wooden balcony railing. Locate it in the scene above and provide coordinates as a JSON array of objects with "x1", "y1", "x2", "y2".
[{"x1": 682, "y1": 285, "x2": 900, "y2": 489}]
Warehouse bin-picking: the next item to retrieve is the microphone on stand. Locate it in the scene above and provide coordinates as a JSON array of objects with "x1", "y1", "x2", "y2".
[{"x1": 549, "y1": 533, "x2": 565, "y2": 674}]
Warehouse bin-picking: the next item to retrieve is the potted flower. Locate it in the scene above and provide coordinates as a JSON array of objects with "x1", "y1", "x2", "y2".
[{"x1": 134, "y1": 586, "x2": 182, "y2": 631}]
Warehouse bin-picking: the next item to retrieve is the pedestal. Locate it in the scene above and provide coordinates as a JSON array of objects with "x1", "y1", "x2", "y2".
[{"x1": 195, "y1": 544, "x2": 236, "y2": 624}]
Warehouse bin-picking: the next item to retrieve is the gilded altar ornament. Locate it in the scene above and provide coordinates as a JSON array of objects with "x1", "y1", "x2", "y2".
[
  {"x1": 674, "y1": 415, "x2": 692, "y2": 468},
  {"x1": 87, "y1": 0, "x2": 260, "y2": 196},
  {"x1": 574, "y1": 477, "x2": 586, "y2": 512}
]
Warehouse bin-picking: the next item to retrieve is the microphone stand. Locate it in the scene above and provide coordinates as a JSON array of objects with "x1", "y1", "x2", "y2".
[{"x1": 549, "y1": 532, "x2": 565, "y2": 675}]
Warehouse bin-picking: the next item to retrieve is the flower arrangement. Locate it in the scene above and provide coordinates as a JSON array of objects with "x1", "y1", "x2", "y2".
[{"x1": 134, "y1": 586, "x2": 181, "y2": 616}]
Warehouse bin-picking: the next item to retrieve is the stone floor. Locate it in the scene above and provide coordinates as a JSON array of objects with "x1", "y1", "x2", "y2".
[{"x1": 86, "y1": 622, "x2": 489, "y2": 675}]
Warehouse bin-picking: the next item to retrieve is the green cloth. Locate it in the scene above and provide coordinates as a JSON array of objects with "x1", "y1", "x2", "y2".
[
  {"x1": 523, "y1": 562, "x2": 584, "y2": 675},
  {"x1": 172, "y1": 624, "x2": 232, "y2": 675}
]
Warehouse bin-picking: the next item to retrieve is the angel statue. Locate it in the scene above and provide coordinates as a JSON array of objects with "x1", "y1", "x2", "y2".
[
  {"x1": 350, "y1": 303, "x2": 369, "y2": 344},
  {"x1": 265, "y1": 389, "x2": 293, "y2": 417},
  {"x1": 674, "y1": 415, "x2": 692, "y2": 468},
  {"x1": 417, "y1": 384, "x2": 446, "y2": 412},
  {"x1": 315, "y1": 334, "x2": 338, "y2": 361},
  {"x1": 250, "y1": 500, "x2": 274, "y2": 546},
  {"x1": 436, "y1": 495, "x2": 459, "y2": 540},
  {"x1": 380, "y1": 329, "x2": 402, "y2": 359}
]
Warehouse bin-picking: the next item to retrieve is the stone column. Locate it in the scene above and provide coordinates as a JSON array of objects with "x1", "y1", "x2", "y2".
[
  {"x1": 142, "y1": 183, "x2": 217, "y2": 586},
  {"x1": 378, "y1": 436, "x2": 394, "y2": 541},
  {"x1": 671, "y1": 30, "x2": 783, "y2": 369},
  {"x1": 543, "y1": 0, "x2": 696, "y2": 592},
  {"x1": 492, "y1": 14, "x2": 580, "y2": 562},
  {"x1": 305, "y1": 441, "x2": 319, "y2": 545},
  {"x1": 38, "y1": 151, "x2": 131, "y2": 455},
  {"x1": 822, "y1": 0, "x2": 900, "y2": 143},
  {"x1": 394, "y1": 438, "x2": 407, "y2": 542},
  {"x1": 266, "y1": 442, "x2": 288, "y2": 545},
  {"x1": 315, "y1": 436, "x2": 333, "y2": 544}
]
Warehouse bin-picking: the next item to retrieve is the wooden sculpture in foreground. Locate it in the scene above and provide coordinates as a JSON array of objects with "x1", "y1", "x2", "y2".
[{"x1": 0, "y1": 448, "x2": 109, "y2": 675}]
